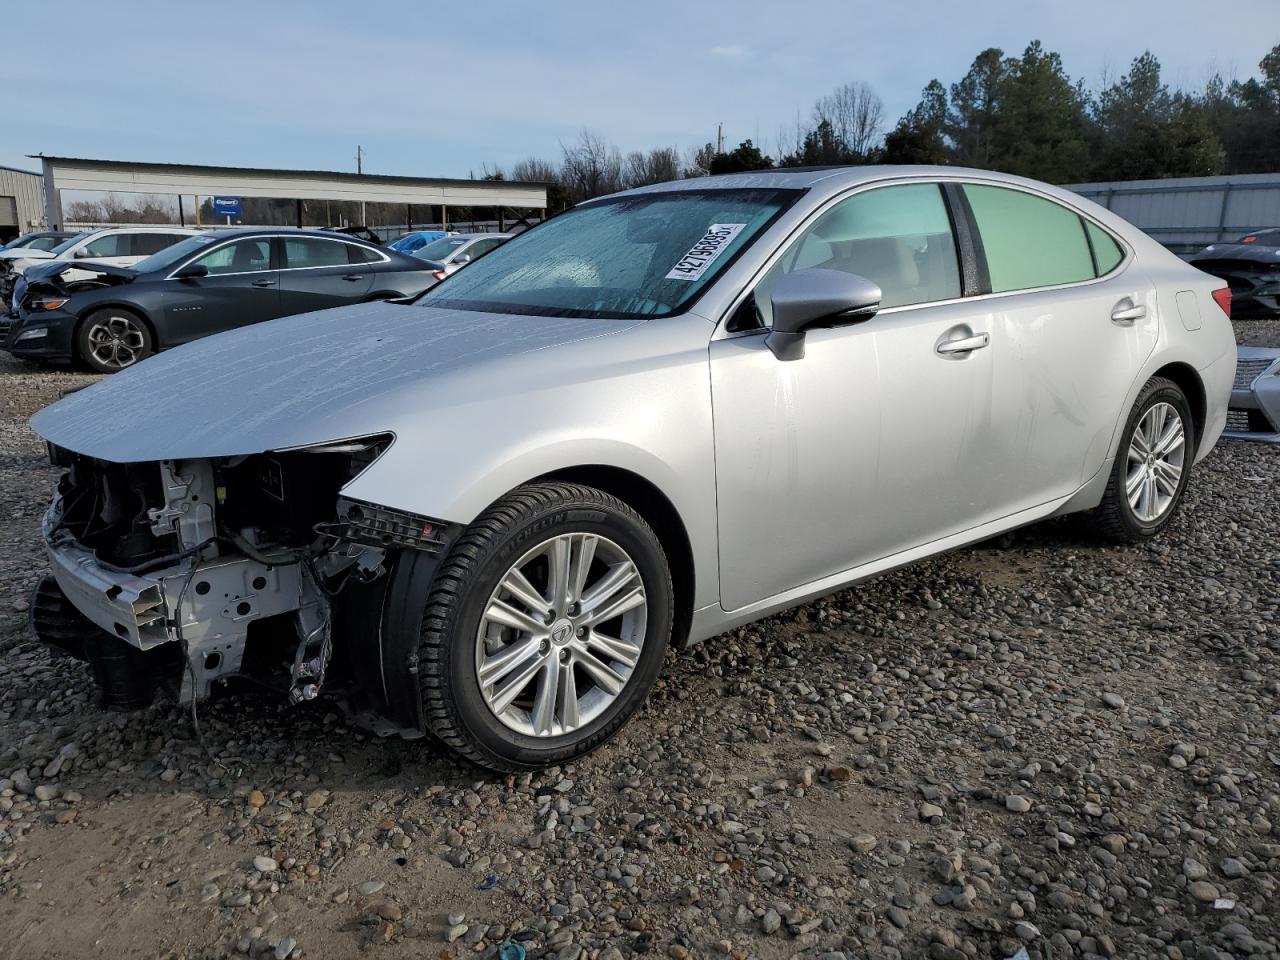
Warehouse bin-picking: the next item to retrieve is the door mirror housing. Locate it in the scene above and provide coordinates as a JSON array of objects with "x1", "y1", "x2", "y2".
[
  {"x1": 174, "y1": 263, "x2": 209, "y2": 279},
  {"x1": 451, "y1": 254, "x2": 471, "y2": 265},
  {"x1": 765, "y1": 268, "x2": 882, "y2": 361},
  {"x1": 72, "y1": 247, "x2": 92, "y2": 258}
]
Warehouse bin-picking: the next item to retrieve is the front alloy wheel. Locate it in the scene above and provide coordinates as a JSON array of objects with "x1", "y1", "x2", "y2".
[
  {"x1": 477, "y1": 533, "x2": 647, "y2": 738},
  {"x1": 77, "y1": 309, "x2": 153, "y2": 373},
  {"x1": 417, "y1": 482, "x2": 673, "y2": 771}
]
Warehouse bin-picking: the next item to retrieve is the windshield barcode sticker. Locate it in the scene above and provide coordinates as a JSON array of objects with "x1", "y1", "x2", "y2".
[{"x1": 665, "y1": 223, "x2": 747, "y2": 281}]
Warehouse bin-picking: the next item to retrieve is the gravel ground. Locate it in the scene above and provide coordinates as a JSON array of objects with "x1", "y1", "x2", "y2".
[{"x1": 1, "y1": 328, "x2": 1277, "y2": 960}]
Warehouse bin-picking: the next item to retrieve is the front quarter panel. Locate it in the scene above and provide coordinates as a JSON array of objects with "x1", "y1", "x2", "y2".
[{"x1": 340, "y1": 313, "x2": 722, "y2": 611}]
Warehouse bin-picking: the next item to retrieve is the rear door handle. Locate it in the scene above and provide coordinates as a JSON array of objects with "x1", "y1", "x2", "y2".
[
  {"x1": 251, "y1": 278, "x2": 276, "y2": 287},
  {"x1": 1111, "y1": 299, "x2": 1147, "y2": 325},
  {"x1": 936, "y1": 332, "x2": 990, "y2": 355},
  {"x1": 342, "y1": 273, "x2": 366, "y2": 282}
]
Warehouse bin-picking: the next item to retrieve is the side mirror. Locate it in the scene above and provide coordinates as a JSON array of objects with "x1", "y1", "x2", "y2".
[
  {"x1": 765, "y1": 268, "x2": 882, "y2": 361},
  {"x1": 73, "y1": 247, "x2": 92, "y2": 258},
  {"x1": 174, "y1": 263, "x2": 209, "y2": 279},
  {"x1": 452, "y1": 254, "x2": 471, "y2": 265}
]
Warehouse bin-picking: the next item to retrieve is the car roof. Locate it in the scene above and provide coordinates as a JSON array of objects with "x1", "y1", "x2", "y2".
[
  {"x1": 456, "y1": 233, "x2": 510, "y2": 240},
  {"x1": 177, "y1": 227, "x2": 387, "y2": 246},
  {"x1": 602, "y1": 164, "x2": 1085, "y2": 202}
]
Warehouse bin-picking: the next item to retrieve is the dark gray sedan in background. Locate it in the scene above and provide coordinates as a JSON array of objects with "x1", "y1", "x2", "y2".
[{"x1": 4, "y1": 228, "x2": 436, "y2": 372}]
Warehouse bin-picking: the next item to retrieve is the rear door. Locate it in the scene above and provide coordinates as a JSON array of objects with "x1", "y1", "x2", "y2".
[
  {"x1": 160, "y1": 236, "x2": 281, "y2": 344},
  {"x1": 277, "y1": 237, "x2": 376, "y2": 314},
  {"x1": 957, "y1": 182, "x2": 1158, "y2": 515}
]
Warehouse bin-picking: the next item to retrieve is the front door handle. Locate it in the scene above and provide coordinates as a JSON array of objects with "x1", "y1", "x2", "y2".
[
  {"x1": 251, "y1": 278, "x2": 276, "y2": 287},
  {"x1": 342, "y1": 273, "x2": 366, "y2": 282},
  {"x1": 1111, "y1": 299, "x2": 1147, "y2": 325},
  {"x1": 935, "y1": 332, "x2": 990, "y2": 356}
]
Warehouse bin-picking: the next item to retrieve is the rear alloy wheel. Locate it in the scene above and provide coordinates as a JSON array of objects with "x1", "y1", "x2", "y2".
[
  {"x1": 1087, "y1": 376, "x2": 1194, "y2": 542},
  {"x1": 77, "y1": 309, "x2": 153, "y2": 373},
  {"x1": 418, "y1": 482, "x2": 673, "y2": 771}
]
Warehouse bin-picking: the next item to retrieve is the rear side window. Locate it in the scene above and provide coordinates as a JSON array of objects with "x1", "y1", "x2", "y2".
[
  {"x1": 284, "y1": 237, "x2": 349, "y2": 269},
  {"x1": 963, "y1": 185, "x2": 1095, "y2": 293},
  {"x1": 134, "y1": 233, "x2": 184, "y2": 256},
  {"x1": 347, "y1": 244, "x2": 383, "y2": 264},
  {"x1": 193, "y1": 238, "x2": 272, "y2": 275},
  {"x1": 1085, "y1": 221, "x2": 1124, "y2": 276}
]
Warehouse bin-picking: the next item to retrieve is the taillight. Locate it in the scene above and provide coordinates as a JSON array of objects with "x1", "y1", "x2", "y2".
[
  {"x1": 1211, "y1": 287, "x2": 1232, "y2": 319},
  {"x1": 432, "y1": 270, "x2": 446, "y2": 282}
]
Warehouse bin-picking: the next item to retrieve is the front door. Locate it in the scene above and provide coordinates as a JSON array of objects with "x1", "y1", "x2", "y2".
[
  {"x1": 161, "y1": 236, "x2": 280, "y2": 344},
  {"x1": 711, "y1": 182, "x2": 994, "y2": 612}
]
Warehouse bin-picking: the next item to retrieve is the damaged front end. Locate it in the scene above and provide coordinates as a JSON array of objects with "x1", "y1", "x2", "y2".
[{"x1": 32, "y1": 435, "x2": 454, "y2": 733}]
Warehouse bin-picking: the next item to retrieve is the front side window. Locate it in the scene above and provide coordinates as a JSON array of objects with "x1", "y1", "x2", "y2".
[
  {"x1": 82, "y1": 233, "x2": 131, "y2": 258},
  {"x1": 284, "y1": 237, "x2": 349, "y2": 269},
  {"x1": 193, "y1": 238, "x2": 272, "y2": 275},
  {"x1": 423, "y1": 188, "x2": 800, "y2": 319},
  {"x1": 963, "y1": 185, "x2": 1095, "y2": 293},
  {"x1": 739, "y1": 183, "x2": 961, "y2": 330}
]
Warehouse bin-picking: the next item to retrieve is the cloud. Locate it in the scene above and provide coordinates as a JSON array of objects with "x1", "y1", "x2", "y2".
[{"x1": 709, "y1": 44, "x2": 749, "y2": 59}]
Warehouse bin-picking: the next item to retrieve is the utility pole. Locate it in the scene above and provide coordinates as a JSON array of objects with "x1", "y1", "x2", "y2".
[
  {"x1": 716, "y1": 122, "x2": 724, "y2": 154},
  {"x1": 357, "y1": 145, "x2": 367, "y2": 226}
]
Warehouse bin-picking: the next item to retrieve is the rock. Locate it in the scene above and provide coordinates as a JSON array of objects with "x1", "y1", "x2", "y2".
[
  {"x1": 1188, "y1": 881, "x2": 1219, "y2": 903},
  {"x1": 761, "y1": 909, "x2": 781, "y2": 934},
  {"x1": 274, "y1": 937, "x2": 297, "y2": 959},
  {"x1": 1005, "y1": 795, "x2": 1032, "y2": 813},
  {"x1": 1221, "y1": 857, "x2": 1248, "y2": 879},
  {"x1": 1101, "y1": 692, "x2": 1125, "y2": 709},
  {"x1": 1183, "y1": 858, "x2": 1209, "y2": 881},
  {"x1": 919, "y1": 802, "x2": 944, "y2": 822},
  {"x1": 33, "y1": 784, "x2": 58, "y2": 802},
  {"x1": 850, "y1": 834, "x2": 878, "y2": 853},
  {"x1": 303, "y1": 790, "x2": 329, "y2": 810},
  {"x1": 247, "y1": 789, "x2": 267, "y2": 808},
  {"x1": 253, "y1": 856, "x2": 279, "y2": 873},
  {"x1": 356, "y1": 880, "x2": 385, "y2": 896},
  {"x1": 444, "y1": 924, "x2": 468, "y2": 943}
]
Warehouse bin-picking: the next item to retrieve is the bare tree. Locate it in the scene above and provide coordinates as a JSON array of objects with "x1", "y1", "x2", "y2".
[
  {"x1": 510, "y1": 157, "x2": 560, "y2": 183},
  {"x1": 560, "y1": 129, "x2": 623, "y2": 203},
  {"x1": 814, "y1": 82, "x2": 885, "y2": 159},
  {"x1": 623, "y1": 147, "x2": 681, "y2": 188},
  {"x1": 683, "y1": 142, "x2": 717, "y2": 178}
]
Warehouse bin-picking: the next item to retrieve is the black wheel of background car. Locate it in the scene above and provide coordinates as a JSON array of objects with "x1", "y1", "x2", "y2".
[
  {"x1": 1087, "y1": 376, "x2": 1195, "y2": 543},
  {"x1": 417, "y1": 481, "x2": 673, "y2": 772},
  {"x1": 76, "y1": 308, "x2": 153, "y2": 374}
]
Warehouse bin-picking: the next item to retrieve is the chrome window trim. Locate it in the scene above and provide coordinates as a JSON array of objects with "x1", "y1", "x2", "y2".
[
  {"x1": 712, "y1": 174, "x2": 1136, "y2": 339},
  {"x1": 163, "y1": 235, "x2": 390, "y2": 281}
]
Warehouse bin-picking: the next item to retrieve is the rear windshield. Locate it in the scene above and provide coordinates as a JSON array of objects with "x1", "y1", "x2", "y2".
[{"x1": 422, "y1": 188, "x2": 802, "y2": 319}]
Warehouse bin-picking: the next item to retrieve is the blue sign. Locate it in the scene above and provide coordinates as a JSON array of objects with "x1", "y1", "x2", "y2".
[{"x1": 212, "y1": 196, "x2": 241, "y2": 218}]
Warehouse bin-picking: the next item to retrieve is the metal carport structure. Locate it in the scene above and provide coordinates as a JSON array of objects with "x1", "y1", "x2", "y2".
[{"x1": 31, "y1": 155, "x2": 547, "y2": 232}]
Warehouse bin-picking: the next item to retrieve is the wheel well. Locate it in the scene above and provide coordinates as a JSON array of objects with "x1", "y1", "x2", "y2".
[
  {"x1": 75, "y1": 304, "x2": 158, "y2": 349},
  {"x1": 538, "y1": 465, "x2": 695, "y2": 648},
  {"x1": 1152, "y1": 362, "x2": 1206, "y2": 448}
]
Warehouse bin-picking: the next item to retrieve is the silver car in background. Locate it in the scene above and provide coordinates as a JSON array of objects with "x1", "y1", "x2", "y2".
[
  {"x1": 28, "y1": 166, "x2": 1235, "y2": 771},
  {"x1": 413, "y1": 231, "x2": 511, "y2": 285}
]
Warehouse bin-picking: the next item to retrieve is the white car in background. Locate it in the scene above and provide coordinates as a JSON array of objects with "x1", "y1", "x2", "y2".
[
  {"x1": 1, "y1": 226, "x2": 200, "y2": 307},
  {"x1": 414, "y1": 232, "x2": 511, "y2": 284}
]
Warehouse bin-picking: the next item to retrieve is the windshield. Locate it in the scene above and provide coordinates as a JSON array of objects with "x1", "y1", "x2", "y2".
[
  {"x1": 422, "y1": 188, "x2": 800, "y2": 319},
  {"x1": 48, "y1": 235, "x2": 85, "y2": 256},
  {"x1": 4, "y1": 234, "x2": 65, "y2": 251},
  {"x1": 416, "y1": 236, "x2": 470, "y2": 261},
  {"x1": 132, "y1": 233, "x2": 223, "y2": 273}
]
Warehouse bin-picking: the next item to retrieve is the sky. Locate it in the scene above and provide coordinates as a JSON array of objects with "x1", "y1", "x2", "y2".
[{"x1": 2, "y1": 0, "x2": 1276, "y2": 181}]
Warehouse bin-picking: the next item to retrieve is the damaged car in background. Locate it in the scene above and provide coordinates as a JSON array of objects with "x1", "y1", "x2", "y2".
[
  {"x1": 5, "y1": 229, "x2": 436, "y2": 373},
  {"x1": 1191, "y1": 228, "x2": 1280, "y2": 318},
  {"x1": 28, "y1": 167, "x2": 1235, "y2": 772},
  {"x1": 1226, "y1": 346, "x2": 1280, "y2": 441}
]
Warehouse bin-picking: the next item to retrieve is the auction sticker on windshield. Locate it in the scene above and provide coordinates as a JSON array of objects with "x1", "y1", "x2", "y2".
[{"x1": 665, "y1": 223, "x2": 747, "y2": 281}]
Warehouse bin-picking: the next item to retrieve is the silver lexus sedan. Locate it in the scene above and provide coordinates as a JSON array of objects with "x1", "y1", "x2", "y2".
[{"x1": 28, "y1": 166, "x2": 1236, "y2": 771}]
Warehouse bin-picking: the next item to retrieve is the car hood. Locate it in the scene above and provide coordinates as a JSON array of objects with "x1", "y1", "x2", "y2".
[
  {"x1": 22, "y1": 259, "x2": 137, "y2": 284},
  {"x1": 31, "y1": 301, "x2": 644, "y2": 463},
  {"x1": 0, "y1": 248, "x2": 54, "y2": 262}
]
